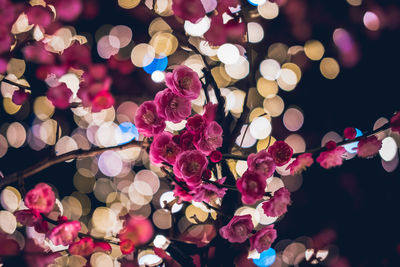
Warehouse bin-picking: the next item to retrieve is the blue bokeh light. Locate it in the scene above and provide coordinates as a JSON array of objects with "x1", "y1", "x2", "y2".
[
  {"x1": 118, "y1": 122, "x2": 139, "y2": 145},
  {"x1": 247, "y1": 0, "x2": 266, "y2": 6},
  {"x1": 343, "y1": 128, "x2": 363, "y2": 153},
  {"x1": 253, "y1": 248, "x2": 276, "y2": 267},
  {"x1": 143, "y1": 56, "x2": 168, "y2": 74}
]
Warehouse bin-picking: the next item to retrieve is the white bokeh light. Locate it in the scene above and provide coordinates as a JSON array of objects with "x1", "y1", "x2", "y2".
[
  {"x1": 217, "y1": 44, "x2": 240, "y2": 65},
  {"x1": 250, "y1": 117, "x2": 272, "y2": 139}
]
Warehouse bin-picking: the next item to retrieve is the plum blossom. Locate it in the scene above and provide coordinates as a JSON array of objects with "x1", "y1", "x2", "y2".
[
  {"x1": 15, "y1": 209, "x2": 42, "y2": 227},
  {"x1": 12, "y1": 89, "x2": 30, "y2": 105},
  {"x1": 219, "y1": 215, "x2": 254, "y2": 243},
  {"x1": 24, "y1": 183, "x2": 56, "y2": 214},
  {"x1": 165, "y1": 65, "x2": 202, "y2": 100},
  {"x1": 155, "y1": 89, "x2": 192, "y2": 123},
  {"x1": 268, "y1": 141, "x2": 294, "y2": 167},
  {"x1": 0, "y1": 25, "x2": 13, "y2": 54},
  {"x1": 118, "y1": 216, "x2": 153, "y2": 254},
  {"x1": 210, "y1": 150, "x2": 222, "y2": 163},
  {"x1": 186, "y1": 114, "x2": 207, "y2": 134},
  {"x1": 191, "y1": 177, "x2": 227, "y2": 203},
  {"x1": 262, "y1": 187, "x2": 291, "y2": 217},
  {"x1": 173, "y1": 150, "x2": 208, "y2": 188},
  {"x1": 47, "y1": 221, "x2": 81, "y2": 246},
  {"x1": 134, "y1": 101, "x2": 166, "y2": 137},
  {"x1": 69, "y1": 237, "x2": 111, "y2": 257},
  {"x1": 204, "y1": 15, "x2": 245, "y2": 46},
  {"x1": 249, "y1": 225, "x2": 277, "y2": 253},
  {"x1": 150, "y1": 132, "x2": 181, "y2": 165},
  {"x1": 357, "y1": 135, "x2": 382, "y2": 158},
  {"x1": 172, "y1": 0, "x2": 206, "y2": 23},
  {"x1": 26, "y1": 5, "x2": 53, "y2": 29},
  {"x1": 47, "y1": 83, "x2": 72, "y2": 109},
  {"x1": 90, "y1": 90, "x2": 114, "y2": 112},
  {"x1": 390, "y1": 111, "x2": 400, "y2": 134},
  {"x1": 173, "y1": 182, "x2": 193, "y2": 203},
  {"x1": 202, "y1": 102, "x2": 218, "y2": 122},
  {"x1": 176, "y1": 130, "x2": 196, "y2": 150},
  {"x1": 286, "y1": 153, "x2": 314, "y2": 175},
  {"x1": 247, "y1": 150, "x2": 276, "y2": 178},
  {"x1": 343, "y1": 127, "x2": 357, "y2": 139},
  {"x1": 316, "y1": 141, "x2": 346, "y2": 169},
  {"x1": 236, "y1": 170, "x2": 267, "y2": 205},
  {"x1": 194, "y1": 121, "x2": 223, "y2": 155}
]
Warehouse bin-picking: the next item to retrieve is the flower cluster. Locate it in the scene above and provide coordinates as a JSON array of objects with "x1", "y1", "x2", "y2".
[{"x1": 136, "y1": 66, "x2": 226, "y2": 203}]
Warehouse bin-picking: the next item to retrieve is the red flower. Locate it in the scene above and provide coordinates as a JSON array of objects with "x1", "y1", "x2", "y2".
[
  {"x1": 249, "y1": 225, "x2": 277, "y2": 253},
  {"x1": 219, "y1": 215, "x2": 254, "y2": 243},
  {"x1": 91, "y1": 90, "x2": 114, "y2": 112},
  {"x1": 204, "y1": 15, "x2": 245, "y2": 46},
  {"x1": 262, "y1": 187, "x2": 291, "y2": 217},
  {"x1": 150, "y1": 132, "x2": 181, "y2": 165},
  {"x1": 316, "y1": 142, "x2": 346, "y2": 169},
  {"x1": 173, "y1": 150, "x2": 208, "y2": 188},
  {"x1": 286, "y1": 153, "x2": 314, "y2": 175},
  {"x1": 12, "y1": 89, "x2": 30, "y2": 105},
  {"x1": 155, "y1": 88, "x2": 192, "y2": 123},
  {"x1": 14, "y1": 209, "x2": 41, "y2": 227},
  {"x1": 357, "y1": 135, "x2": 382, "y2": 158},
  {"x1": 24, "y1": 183, "x2": 55, "y2": 214},
  {"x1": 118, "y1": 216, "x2": 153, "y2": 254},
  {"x1": 247, "y1": 150, "x2": 276, "y2": 178},
  {"x1": 47, "y1": 83, "x2": 72, "y2": 109},
  {"x1": 210, "y1": 151, "x2": 222, "y2": 163},
  {"x1": 390, "y1": 111, "x2": 400, "y2": 134},
  {"x1": 134, "y1": 101, "x2": 166, "y2": 137},
  {"x1": 69, "y1": 237, "x2": 111, "y2": 257},
  {"x1": 343, "y1": 127, "x2": 357, "y2": 139},
  {"x1": 268, "y1": 141, "x2": 294, "y2": 166},
  {"x1": 186, "y1": 114, "x2": 207, "y2": 134},
  {"x1": 172, "y1": 0, "x2": 206, "y2": 23},
  {"x1": 236, "y1": 170, "x2": 267, "y2": 205}
]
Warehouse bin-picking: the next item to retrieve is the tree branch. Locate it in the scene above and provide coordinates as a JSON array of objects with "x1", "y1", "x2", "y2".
[
  {"x1": 0, "y1": 139, "x2": 148, "y2": 189},
  {"x1": 0, "y1": 77, "x2": 31, "y2": 90}
]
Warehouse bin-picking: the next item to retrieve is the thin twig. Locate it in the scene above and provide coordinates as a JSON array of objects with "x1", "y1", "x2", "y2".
[
  {"x1": 0, "y1": 77, "x2": 31, "y2": 90},
  {"x1": 0, "y1": 139, "x2": 148, "y2": 188}
]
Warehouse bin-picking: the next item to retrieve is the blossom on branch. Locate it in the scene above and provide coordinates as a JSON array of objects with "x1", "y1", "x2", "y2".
[
  {"x1": 343, "y1": 127, "x2": 357, "y2": 139},
  {"x1": 173, "y1": 150, "x2": 208, "y2": 188},
  {"x1": 356, "y1": 135, "x2": 382, "y2": 158},
  {"x1": 247, "y1": 150, "x2": 276, "y2": 178},
  {"x1": 249, "y1": 225, "x2": 277, "y2": 253},
  {"x1": 134, "y1": 101, "x2": 166, "y2": 137},
  {"x1": 268, "y1": 141, "x2": 294, "y2": 167},
  {"x1": 316, "y1": 141, "x2": 346, "y2": 169},
  {"x1": 390, "y1": 111, "x2": 400, "y2": 134},
  {"x1": 219, "y1": 214, "x2": 254, "y2": 243},
  {"x1": 165, "y1": 65, "x2": 202, "y2": 100},
  {"x1": 24, "y1": 183, "x2": 56, "y2": 214},
  {"x1": 47, "y1": 221, "x2": 81, "y2": 246},
  {"x1": 172, "y1": 0, "x2": 206, "y2": 23},
  {"x1": 237, "y1": 170, "x2": 267, "y2": 205},
  {"x1": 286, "y1": 153, "x2": 314, "y2": 175},
  {"x1": 262, "y1": 187, "x2": 291, "y2": 218},
  {"x1": 155, "y1": 88, "x2": 192, "y2": 123},
  {"x1": 150, "y1": 132, "x2": 181, "y2": 165},
  {"x1": 69, "y1": 237, "x2": 111, "y2": 257},
  {"x1": 118, "y1": 216, "x2": 153, "y2": 254}
]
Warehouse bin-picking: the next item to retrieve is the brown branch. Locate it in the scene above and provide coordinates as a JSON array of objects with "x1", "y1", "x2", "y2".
[
  {"x1": 0, "y1": 139, "x2": 148, "y2": 189},
  {"x1": 0, "y1": 77, "x2": 31, "y2": 90},
  {"x1": 222, "y1": 122, "x2": 392, "y2": 161}
]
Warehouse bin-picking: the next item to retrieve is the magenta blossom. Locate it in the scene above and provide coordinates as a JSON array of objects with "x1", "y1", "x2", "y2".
[
  {"x1": 91, "y1": 90, "x2": 114, "y2": 112},
  {"x1": 12, "y1": 89, "x2": 30, "y2": 105},
  {"x1": 194, "y1": 121, "x2": 223, "y2": 155},
  {"x1": 134, "y1": 101, "x2": 166, "y2": 137},
  {"x1": 191, "y1": 177, "x2": 227, "y2": 203},
  {"x1": 176, "y1": 130, "x2": 196, "y2": 150},
  {"x1": 47, "y1": 83, "x2": 72, "y2": 109},
  {"x1": 166, "y1": 65, "x2": 202, "y2": 100},
  {"x1": 26, "y1": 5, "x2": 53, "y2": 28},
  {"x1": 69, "y1": 237, "x2": 111, "y2": 257},
  {"x1": 174, "y1": 150, "x2": 208, "y2": 188},
  {"x1": 390, "y1": 111, "x2": 400, "y2": 134},
  {"x1": 172, "y1": 0, "x2": 206, "y2": 23},
  {"x1": 155, "y1": 89, "x2": 192, "y2": 123},
  {"x1": 343, "y1": 127, "x2": 357, "y2": 139},
  {"x1": 236, "y1": 170, "x2": 267, "y2": 205},
  {"x1": 216, "y1": 0, "x2": 240, "y2": 13},
  {"x1": 204, "y1": 15, "x2": 245, "y2": 46},
  {"x1": 14, "y1": 209, "x2": 42, "y2": 227},
  {"x1": 357, "y1": 135, "x2": 382, "y2": 158},
  {"x1": 47, "y1": 221, "x2": 81, "y2": 246},
  {"x1": 286, "y1": 153, "x2": 314, "y2": 175},
  {"x1": 150, "y1": 132, "x2": 181, "y2": 165},
  {"x1": 0, "y1": 25, "x2": 13, "y2": 54},
  {"x1": 25, "y1": 183, "x2": 55, "y2": 214},
  {"x1": 219, "y1": 215, "x2": 254, "y2": 243},
  {"x1": 186, "y1": 114, "x2": 207, "y2": 134},
  {"x1": 247, "y1": 150, "x2": 276, "y2": 178},
  {"x1": 173, "y1": 182, "x2": 193, "y2": 203},
  {"x1": 262, "y1": 187, "x2": 291, "y2": 217},
  {"x1": 268, "y1": 141, "x2": 294, "y2": 167},
  {"x1": 249, "y1": 225, "x2": 277, "y2": 253},
  {"x1": 316, "y1": 142, "x2": 346, "y2": 169},
  {"x1": 210, "y1": 150, "x2": 222, "y2": 163}
]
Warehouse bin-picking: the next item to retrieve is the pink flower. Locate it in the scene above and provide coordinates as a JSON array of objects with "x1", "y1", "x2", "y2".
[
  {"x1": 134, "y1": 101, "x2": 166, "y2": 137},
  {"x1": 203, "y1": 102, "x2": 217, "y2": 122},
  {"x1": 390, "y1": 111, "x2": 400, "y2": 134},
  {"x1": 0, "y1": 25, "x2": 13, "y2": 54},
  {"x1": 166, "y1": 65, "x2": 202, "y2": 100},
  {"x1": 262, "y1": 187, "x2": 291, "y2": 217},
  {"x1": 219, "y1": 215, "x2": 254, "y2": 243},
  {"x1": 191, "y1": 177, "x2": 227, "y2": 202},
  {"x1": 236, "y1": 170, "x2": 267, "y2": 205},
  {"x1": 194, "y1": 121, "x2": 223, "y2": 155},
  {"x1": 47, "y1": 221, "x2": 81, "y2": 246},
  {"x1": 176, "y1": 130, "x2": 196, "y2": 151},
  {"x1": 268, "y1": 141, "x2": 293, "y2": 167},
  {"x1": 150, "y1": 132, "x2": 181, "y2": 165},
  {"x1": 155, "y1": 89, "x2": 192, "y2": 123},
  {"x1": 357, "y1": 135, "x2": 382, "y2": 158},
  {"x1": 12, "y1": 89, "x2": 30, "y2": 105},
  {"x1": 119, "y1": 216, "x2": 153, "y2": 254},
  {"x1": 25, "y1": 183, "x2": 55, "y2": 214},
  {"x1": 210, "y1": 151, "x2": 222, "y2": 163},
  {"x1": 343, "y1": 127, "x2": 357, "y2": 139},
  {"x1": 249, "y1": 225, "x2": 277, "y2": 253},
  {"x1": 286, "y1": 153, "x2": 314, "y2": 175},
  {"x1": 0, "y1": 0, "x2": 16, "y2": 26},
  {"x1": 173, "y1": 150, "x2": 208, "y2": 188},
  {"x1": 52, "y1": 0, "x2": 83, "y2": 22},
  {"x1": 14, "y1": 209, "x2": 41, "y2": 226},
  {"x1": 316, "y1": 142, "x2": 346, "y2": 169},
  {"x1": 173, "y1": 182, "x2": 193, "y2": 202},
  {"x1": 247, "y1": 150, "x2": 276, "y2": 178},
  {"x1": 186, "y1": 114, "x2": 207, "y2": 134},
  {"x1": 172, "y1": 0, "x2": 206, "y2": 23},
  {"x1": 216, "y1": 0, "x2": 239, "y2": 13},
  {"x1": 204, "y1": 15, "x2": 245, "y2": 46},
  {"x1": 69, "y1": 237, "x2": 111, "y2": 257},
  {"x1": 91, "y1": 90, "x2": 114, "y2": 112},
  {"x1": 26, "y1": 6, "x2": 52, "y2": 28},
  {"x1": 47, "y1": 83, "x2": 72, "y2": 109}
]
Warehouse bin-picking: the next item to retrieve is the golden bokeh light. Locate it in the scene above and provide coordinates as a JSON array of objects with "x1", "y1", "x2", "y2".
[
  {"x1": 320, "y1": 57, "x2": 340, "y2": 79},
  {"x1": 304, "y1": 40, "x2": 325, "y2": 61}
]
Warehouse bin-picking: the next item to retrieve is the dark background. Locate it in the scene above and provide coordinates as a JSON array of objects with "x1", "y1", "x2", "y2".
[{"x1": 1, "y1": 0, "x2": 400, "y2": 266}]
